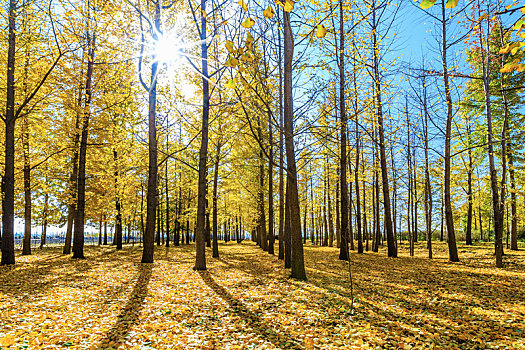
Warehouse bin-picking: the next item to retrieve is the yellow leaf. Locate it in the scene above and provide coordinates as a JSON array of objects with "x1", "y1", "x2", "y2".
[
  {"x1": 420, "y1": 0, "x2": 436, "y2": 10},
  {"x1": 225, "y1": 57, "x2": 239, "y2": 67},
  {"x1": 241, "y1": 17, "x2": 255, "y2": 29},
  {"x1": 284, "y1": 0, "x2": 294, "y2": 12},
  {"x1": 0, "y1": 335, "x2": 16, "y2": 347},
  {"x1": 238, "y1": 0, "x2": 247, "y2": 11},
  {"x1": 225, "y1": 79, "x2": 236, "y2": 89},
  {"x1": 316, "y1": 24, "x2": 327, "y2": 38},
  {"x1": 245, "y1": 32, "x2": 254, "y2": 49},
  {"x1": 246, "y1": 31, "x2": 254, "y2": 43},
  {"x1": 240, "y1": 53, "x2": 254, "y2": 62},
  {"x1": 225, "y1": 40, "x2": 235, "y2": 53},
  {"x1": 264, "y1": 6, "x2": 274, "y2": 19},
  {"x1": 445, "y1": 0, "x2": 458, "y2": 9}
]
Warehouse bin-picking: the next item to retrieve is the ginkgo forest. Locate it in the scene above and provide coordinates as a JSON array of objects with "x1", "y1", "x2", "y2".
[{"x1": 0, "y1": 0, "x2": 525, "y2": 348}]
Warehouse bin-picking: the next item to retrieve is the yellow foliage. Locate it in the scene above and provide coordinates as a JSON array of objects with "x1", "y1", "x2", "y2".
[
  {"x1": 238, "y1": 0, "x2": 247, "y2": 12},
  {"x1": 316, "y1": 24, "x2": 327, "y2": 38},
  {"x1": 264, "y1": 6, "x2": 274, "y2": 19},
  {"x1": 241, "y1": 17, "x2": 255, "y2": 29}
]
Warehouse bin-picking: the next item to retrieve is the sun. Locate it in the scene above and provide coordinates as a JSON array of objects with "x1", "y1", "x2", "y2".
[{"x1": 154, "y1": 30, "x2": 185, "y2": 66}]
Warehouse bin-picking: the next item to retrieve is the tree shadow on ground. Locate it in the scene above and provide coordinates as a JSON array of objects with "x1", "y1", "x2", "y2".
[
  {"x1": 218, "y1": 243, "x2": 525, "y2": 348},
  {"x1": 0, "y1": 247, "x2": 124, "y2": 301},
  {"x1": 198, "y1": 270, "x2": 303, "y2": 350},
  {"x1": 98, "y1": 263, "x2": 153, "y2": 349}
]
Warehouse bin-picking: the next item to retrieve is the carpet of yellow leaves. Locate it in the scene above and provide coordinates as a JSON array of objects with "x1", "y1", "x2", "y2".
[{"x1": 1, "y1": 241, "x2": 524, "y2": 349}]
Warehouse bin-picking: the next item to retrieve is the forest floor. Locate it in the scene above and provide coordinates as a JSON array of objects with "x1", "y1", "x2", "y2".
[{"x1": 1, "y1": 240, "x2": 524, "y2": 350}]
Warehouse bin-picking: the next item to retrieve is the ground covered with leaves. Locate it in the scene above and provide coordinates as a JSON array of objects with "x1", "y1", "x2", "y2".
[{"x1": 1, "y1": 240, "x2": 524, "y2": 349}]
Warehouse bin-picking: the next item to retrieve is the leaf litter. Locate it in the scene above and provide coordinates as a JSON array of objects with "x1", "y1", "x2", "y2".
[{"x1": 0, "y1": 241, "x2": 524, "y2": 349}]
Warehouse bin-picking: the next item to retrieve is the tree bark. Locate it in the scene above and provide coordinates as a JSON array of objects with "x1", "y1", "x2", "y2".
[
  {"x1": 283, "y1": 10, "x2": 306, "y2": 280},
  {"x1": 40, "y1": 192, "x2": 49, "y2": 249},
  {"x1": 22, "y1": 115, "x2": 31, "y2": 255},
  {"x1": 441, "y1": 1, "x2": 459, "y2": 262},
  {"x1": 268, "y1": 106, "x2": 275, "y2": 255},
  {"x1": 277, "y1": 6, "x2": 285, "y2": 261},
  {"x1": 73, "y1": 34, "x2": 96, "y2": 259},
  {"x1": 338, "y1": 0, "x2": 349, "y2": 262},
  {"x1": 141, "y1": 1, "x2": 160, "y2": 263},
  {"x1": 1, "y1": 0, "x2": 17, "y2": 266},
  {"x1": 212, "y1": 142, "x2": 221, "y2": 258},
  {"x1": 114, "y1": 150, "x2": 123, "y2": 250},
  {"x1": 372, "y1": 2, "x2": 396, "y2": 257}
]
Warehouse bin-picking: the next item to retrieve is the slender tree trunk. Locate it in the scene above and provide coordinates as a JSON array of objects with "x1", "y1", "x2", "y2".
[
  {"x1": 284, "y1": 178, "x2": 292, "y2": 269},
  {"x1": 268, "y1": 101, "x2": 275, "y2": 254},
  {"x1": 277, "y1": 7, "x2": 285, "y2": 260},
  {"x1": 338, "y1": 0, "x2": 349, "y2": 261},
  {"x1": 336, "y1": 170, "x2": 340, "y2": 248},
  {"x1": 103, "y1": 217, "x2": 108, "y2": 245},
  {"x1": 40, "y1": 192, "x2": 49, "y2": 249},
  {"x1": 22, "y1": 115, "x2": 31, "y2": 255},
  {"x1": 441, "y1": 1, "x2": 459, "y2": 262},
  {"x1": 363, "y1": 160, "x2": 368, "y2": 251},
  {"x1": 480, "y1": 12, "x2": 504, "y2": 267},
  {"x1": 212, "y1": 142, "x2": 221, "y2": 258},
  {"x1": 73, "y1": 34, "x2": 96, "y2": 260},
  {"x1": 328, "y1": 165, "x2": 334, "y2": 247},
  {"x1": 372, "y1": 3, "x2": 396, "y2": 257},
  {"x1": 323, "y1": 171, "x2": 328, "y2": 246},
  {"x1": 21, "y1": 35, "x2": 32, "y2": 256},
  {"x1": 1, "y1": 0, "x2": 17, "y2": 266},
  {"x1": 423, "y1": 87, "x2": 433, "y2": 258},
  {"x1": 165, "y1": 127, "x2": 170, "y2": 248},
  {"x1": 509, "y1": 152, "x2": 517, "y2": 250},
  {"x1": 283, "y1": 10, "x2": 306, "y2": 280},
  {"x1": 193, "y1": 0, "x2": 210, "y2": 270},
  {"x1": 98, "y1": 216, "x2": 102, "y2": 245},
  {"x1": 113, "y1": 150, "x2": 123, "y2": 250},
  {"x1": 141, "y1": 1, "x2": 160, "y2": 263},
  {"x1": 407, "y1": 104, "x2": 414, "y2": 256},
  {"x1": 466, "y1": 147, "x2": 473, "y2": 246},
  {"x1": 257, "y1": 116, "x2": 268, "y2": 252}
]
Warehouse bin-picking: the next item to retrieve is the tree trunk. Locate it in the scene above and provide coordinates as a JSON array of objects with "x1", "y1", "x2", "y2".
[
  {"x1": 1, "y1": 0, "x2": 17, "y2": 266},
  {"x1": 372, "y1": 3, "x2": 396, "y2": 257},
  {"x1": 466, "y1": 147, "x2": 473, "y2": 246},
  {"x1": 258, "y1": 115, "x2": 268, "y2": 252},
  {"x1": 509, "y1": 151, "x2": 518, "y2": 250},
  {"x1": 98, "y1": 216, "x2": 102, "y2": 245},
  {"x1": 277, "y1": 6, "x2": 285, "y2": 260},
  {"x1": 212, "y1": 142, "x2": 221, "y2": 258},
  {"x1": 22, "y1": 115, "x2": 31, "y2": 255},
  {"x1": 40, "y1": 192, "x2": 49, "y2": 249},
  {"x1": 336, "y1": 171, "x2": 340, "y2": 248},
  {"x1": 283, "y1": 10, "x2": 306, "y2": 280},
  {"x1": 141, "y1": 1, "x2": 160, "y2": 263},
  {"x1": 323, "y1": 170, "x2": 328, "y2": 246},
  {"x1": 73, "y1": 34, "x2": 96, "y2": 260},
  {"x1": 268, "y1": 107, "x2": 275, "y2": 255},
  {"x1": 441, "y1": 1, "x2": 459, "y2": 262},
  {"x1": 328, "y1": 165, "x2": 334, "y2": 247},
  {"x1": 165, "y1": 129, "x2": 170, "y2": 248},
  {"x1": 338, "y1": 0, "x2": 349, "y2": 262},
  {"x1": 480, "y1": 13, "x2": 504, "y2": 267},
  {"x1": 114, "y1": 150, "x2": 123, "y2": 250},
  {"x1": 284, "y1": 178, "x2": 292, "y2": 269},
  {"x1": 423, "y1": 84, "x2": 433, "y2": 259}
]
